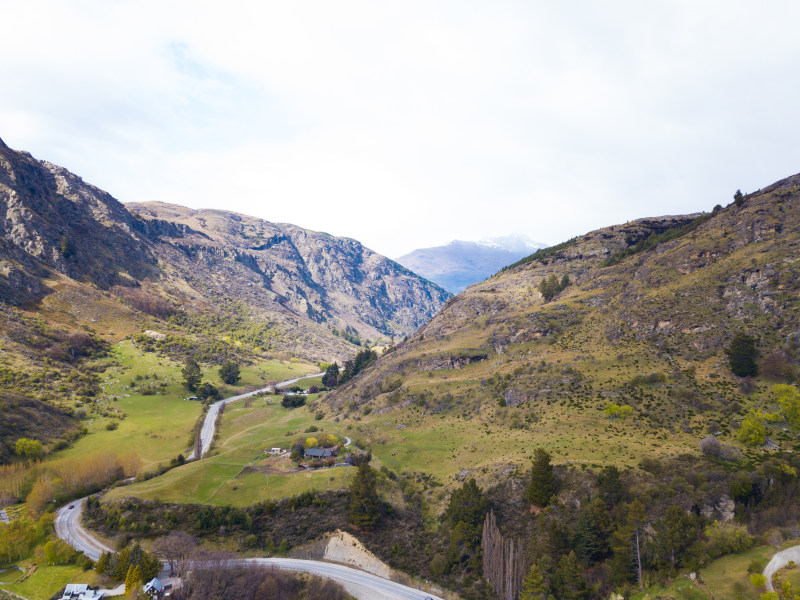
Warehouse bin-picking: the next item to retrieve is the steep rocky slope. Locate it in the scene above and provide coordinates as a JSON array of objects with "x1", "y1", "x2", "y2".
[
  {"x1": 0, "y1": 137, "x2": 449, "y2": 363},
  {"x1": 319, "y1": 174, "x2": 800, "y2": 480},
  {"x1": 128, "y1": 201, "x2": 449, "y2": 345}
]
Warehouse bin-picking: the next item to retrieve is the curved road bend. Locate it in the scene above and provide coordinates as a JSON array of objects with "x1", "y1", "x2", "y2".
[
  {"x1": 57, "y1": 499, "x2": 442, "y2": 600},
  {"x1": 764, "y1": 544, "x2": 800, "y2": 592},
  {"x1": 188, "y1": 372, "x2": 322, "y2": 460},
  {"x1": 55, "y1": 498, "x2": 114, "y2": 561}
]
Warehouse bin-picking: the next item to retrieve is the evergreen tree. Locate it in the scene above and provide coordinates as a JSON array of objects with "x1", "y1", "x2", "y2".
[
  {"x1": 652, "y1": 505, "x2": 700, "y2": 572},
  {"x1": 181, "y1": 358, "x2": 202, "y2": 392},
  {"x1": 125, "y1": 564, "x2": 142, "y2": 595},
  {"x1": 446, "y1": 479, "x2": 487, "y2": 568},
  {"x1": 725, "y1": 332, "x2": 759, "y2": 377},
  {"x1": 734, "y1": 189, "x2": 745, "y2": 207},
  {"x1": 349, "y1": 462, "x2": 380, "y2": 531},
  {"x1": 597, "y1": 465, "x2": 623, "y2": 506},
  {"x1": 550, "y1": 551, "x2": 591, "y2": 600},
  {"x1": 519, "y1": 560, "x2": 547, "y2": 600},
  {"x1": 95, "y1": 551, "x2": 110, "y2": 575},
  {"x1": 526, "y1": 448, "x2": 555, "y2": 507},
  {"x1": 322, "y1": 362, "x2": 340, "y2": 388},
  {"x1": 573, "y1": 498, "x2": 612, "y2": 564},
  {"x1": 609, "y1": 499, "x2": 647, "y2": 588},
  {"x1": 218, "y1": 361, "x2": 241, "y2": 385}
]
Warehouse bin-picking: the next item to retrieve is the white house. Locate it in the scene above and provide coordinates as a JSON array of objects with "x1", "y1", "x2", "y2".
[{"x1": 61, "y1": 584, "x2": 104, "y2": 600}]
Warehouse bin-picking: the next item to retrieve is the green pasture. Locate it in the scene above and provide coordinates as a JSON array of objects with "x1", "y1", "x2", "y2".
[
  {"x1": 6, "y1": 565, "x2": 99, "y2": 600},
  {"x1": 106, "y1": 398, "x2": 354, "y2": 506},
  {"x1": 51, "y1": 342, "x2": 316, "y2": 471}
]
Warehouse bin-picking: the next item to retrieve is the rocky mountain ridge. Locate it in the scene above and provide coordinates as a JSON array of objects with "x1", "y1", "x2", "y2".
[{"x1": 0, "y1": 137, "x2": 450, "y2": 362}]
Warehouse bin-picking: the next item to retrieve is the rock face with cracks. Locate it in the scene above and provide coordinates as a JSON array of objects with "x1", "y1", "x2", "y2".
[{"x1": 0, "y1": 137, "x2": 449, "y2": 361}]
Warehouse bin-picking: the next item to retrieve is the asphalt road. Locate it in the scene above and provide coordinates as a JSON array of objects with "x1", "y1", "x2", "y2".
[
  {"x1": 54, "y1": 498, "x2": 114, "y2": 561},
  {"x1": 188, "y1": 372, "x2": 322, "y2": 460},
  {"x1": 57, "y1": 499, "x2": 442, "y2": 600},
  {"x1": 764, "y1": 544, "x2": 800, "y2": 592},
  {"x1": 239, "y1": 558, "x2": 442, "y2": 600}
]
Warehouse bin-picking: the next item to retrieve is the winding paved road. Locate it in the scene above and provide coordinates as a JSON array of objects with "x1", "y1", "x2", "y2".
[
  {"x1": 56, "y1": 499, "x2": 442, "y2": 600},
  {"x1": 55, "y1": 498, "x2": 114, "y2": 561},
  {"x1": 188, "y1": 372, "x2": 322, "y2": 460},
  {"x1": 764, "y1": 544, "x2": 800, "y2": 592}
]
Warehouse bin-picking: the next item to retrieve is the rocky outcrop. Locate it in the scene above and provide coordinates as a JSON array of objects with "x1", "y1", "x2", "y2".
[{"x1": 0, "y1": 138, "x2": 450, "y2": 361}]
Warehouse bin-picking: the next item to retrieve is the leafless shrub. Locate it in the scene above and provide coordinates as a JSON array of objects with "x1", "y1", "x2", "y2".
[{"x1": 700, "y1": 435, "x2": 721, "y2": 457}]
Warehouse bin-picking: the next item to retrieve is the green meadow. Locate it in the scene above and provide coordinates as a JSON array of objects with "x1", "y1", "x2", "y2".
[
  {"x1": 50, "y1": 341, "x2": 317, "y2": 471},
  {"x1": 106, "y1": 397, "x2": 355, "y2": 506}
]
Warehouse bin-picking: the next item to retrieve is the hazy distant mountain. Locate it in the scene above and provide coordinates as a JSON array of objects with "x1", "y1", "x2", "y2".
[{"x1": 396, "y1": 235, "x2": 547, "y2": 293}]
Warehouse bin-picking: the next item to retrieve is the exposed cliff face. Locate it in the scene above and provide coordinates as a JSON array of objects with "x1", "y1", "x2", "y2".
[
  {"x1": 128, "y1": 202, "x2": 450, "y2": 342},
  {"x1": 0, "y1": 137, "x2": 449, "y2": 361}
]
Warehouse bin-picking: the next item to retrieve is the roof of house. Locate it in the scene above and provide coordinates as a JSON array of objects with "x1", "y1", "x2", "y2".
[
  {"x1": 62, "y1": 585, "x2": 104, "y2": 600},
  {"x1": 304, "y1": 447, "x2": 333, "y2": 458},
  {"x1": 143, "y1": 578, "x2": 163, "y2": 593}
]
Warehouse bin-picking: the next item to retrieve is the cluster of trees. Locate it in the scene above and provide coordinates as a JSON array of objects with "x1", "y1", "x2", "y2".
[
  {"x1": 218, "y1": 361, "x2": 241, "y2": 385},
  {"x1": 96, "y1": 543, "x2": 161, "y2": 592},
  {"x1": 321, "y1": 363, "x2": 339, "y2": 388},
  {"x1": 0, "y1": 512, "x2": 93, "y2": 573},
  {"x1": 324, "y1": 349, "x2": 378, "y2": 388},
  {"x1": 281, "y1": 395, "x2": 306, "y2": 409},
  {"x1": 289, "y1": 433, "x2": 339, "y2": 463},
  {"x1": 0, "y1": 450, "x2": 140, "y2": 514},
  {"x1": 181, "y1": 357, "x2": 231, "y2": 401},
  {"x1": 538, "y1": 274, "x2": 570, "y2": 302},
  {"x1": 498, "y1": 449, "x2": 800, "y2": 598}
]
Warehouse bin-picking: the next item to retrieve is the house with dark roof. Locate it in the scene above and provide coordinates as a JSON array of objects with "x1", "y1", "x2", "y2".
[{"x1": 304, "y1": 447, "x2": 336, "y2": 459}]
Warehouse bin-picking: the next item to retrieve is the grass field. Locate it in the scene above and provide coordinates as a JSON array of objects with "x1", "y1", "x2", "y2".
[
  {"x1": 49, "y1": 342, "x2": 317, "y2": 471},
  {"x1": 6, "y1": 565, "x2": 99, "y2": 600},
  {"x1": 0, "y1": 567, "x2": 22, "y2": 583},
  {"x1": 106, "y1": 397, "x2": 355, "y2": 506}
]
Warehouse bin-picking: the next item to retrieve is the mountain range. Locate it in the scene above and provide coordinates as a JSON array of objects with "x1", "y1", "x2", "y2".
[
  {"x1": 395, "y1": 235, "x2": 547, "y2": 293},
  {"x1": 0, "y1": 136, "x2": 450, "y2": 365}
]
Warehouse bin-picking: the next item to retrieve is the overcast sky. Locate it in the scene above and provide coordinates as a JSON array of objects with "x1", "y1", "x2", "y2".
[{"x1": 3, "y1": 1, "x2": 800, "y2": 257}]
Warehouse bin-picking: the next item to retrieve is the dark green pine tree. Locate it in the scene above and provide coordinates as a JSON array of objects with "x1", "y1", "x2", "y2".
[
  {"x1": 519, "y1": 559, "x2": 548, "y2": 600},
  {"x1": 218, "y1": 361, "x2": 241, "y2": 385},
  {"x1": 526, "y1": 448, "x2": 555, "y2": 507},
  {"x1": 573, "y1": 498, "x2": 611, "y2": 564},
  {"x1": 725, "y1": 332, "x2": 759, "y2": 377},
  {"x1": 550, "y1": 551, "x2": 592, "y2": 600},
  {"x1": 652, "y1": 505, "x2": 700, "y2": 573},
  {"x1": 349, "y1": 462, "x2": 380, "y2": 531},
  {"x1": 321, "y1": 362, "x2": 340, "y2": 388},
  {"x1": 181, "y1": 357, "x2": 202, "y2": 392}
]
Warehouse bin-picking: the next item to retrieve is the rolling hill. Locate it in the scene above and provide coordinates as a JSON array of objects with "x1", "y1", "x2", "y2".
[{"x1": 320, "y1": 174, "x2": 800, "y2": 482}]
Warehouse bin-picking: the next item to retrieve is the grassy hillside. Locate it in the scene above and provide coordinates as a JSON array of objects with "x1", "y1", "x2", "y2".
[{"x1": 317, "y1": 175, "x2": 800, "y2": 492}]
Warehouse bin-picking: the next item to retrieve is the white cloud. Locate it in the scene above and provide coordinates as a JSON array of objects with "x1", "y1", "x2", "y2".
[{"x1": 2, "y1": 1, "x2": 800, "y2": 256}]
